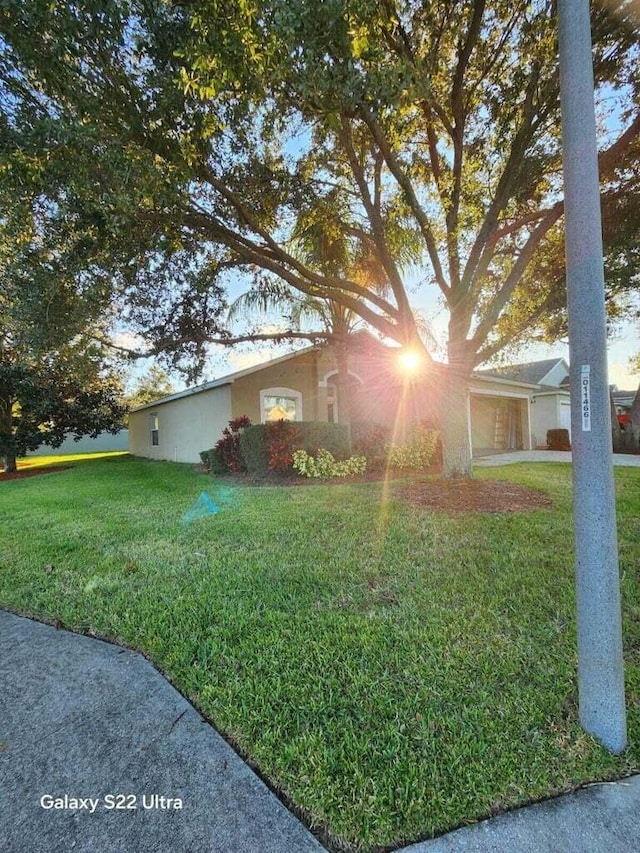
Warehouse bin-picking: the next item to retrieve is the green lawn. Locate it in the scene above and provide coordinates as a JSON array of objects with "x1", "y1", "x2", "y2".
[{"x1": 1, "y1": 454, "x2": 639, "y2": 851}]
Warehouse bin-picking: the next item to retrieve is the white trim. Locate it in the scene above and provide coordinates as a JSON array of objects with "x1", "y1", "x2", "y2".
[
  {"x1": 318, "y1": 369, "x2": 364, "y2": 388},
  {"x1": 260, "y1": 387, "x2": 303, "y2": 423},
  {"x1": 537, "y1": 358, "x2": 570, "y2": 387},
  {"x1": 471, "y1": 374, "x2": 541, "y2": 390},
  {"x1": 470, "y1": 389, "x2": 531, "y2": 401},
  {"x1": 527, "y1": 400, "x2": 532, "y2": 450},
  {"x1": 326, "y1": 381, "x2": 338, "y2": 423}
]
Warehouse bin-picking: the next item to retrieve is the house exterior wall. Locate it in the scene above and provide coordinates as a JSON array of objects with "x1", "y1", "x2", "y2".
[
  {"x1": 530, "y1": 393, "x2": 570, "y2": 447},
  {"x1": 229, "y1": 346, "x2": 377, "y2": 425},
  {"x1": 128, "y1": 385, "x2": 232, "y2": 463},
  {"x1": 231, "y1": 350, "x2": 320, "y2": 422},
  {"x1": 559, "y1": 399, "x2": 572, "y2": 437},
  {"x1": 128, "y1": 346, "x2": 573, "y2": 465}
]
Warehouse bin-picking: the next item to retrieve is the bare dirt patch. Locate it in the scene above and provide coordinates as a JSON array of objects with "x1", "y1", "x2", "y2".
[
  {"x1": 397, "y1": 478, "x2": 553, "y2": 514},
  {"x1": 0, "y1": 466, "x2": 70, "y2": 482}
]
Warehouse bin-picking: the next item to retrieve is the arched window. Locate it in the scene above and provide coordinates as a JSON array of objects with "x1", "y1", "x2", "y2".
[{"x1": 260, "y1": 387, "x2": 303, "y2": 423}]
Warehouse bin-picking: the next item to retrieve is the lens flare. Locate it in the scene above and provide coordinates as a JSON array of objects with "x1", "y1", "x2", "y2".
[{"x1": 398, "y1": 350, "x2": 423, "y2": 373}]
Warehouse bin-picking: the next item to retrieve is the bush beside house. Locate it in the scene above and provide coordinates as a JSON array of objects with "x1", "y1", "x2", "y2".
[
  {"x1": 202, "y1": 417, "x2": 440, "y2": 479},
  {"x1": 240, "y1": 421, "x2": 350, "y2": 477}
]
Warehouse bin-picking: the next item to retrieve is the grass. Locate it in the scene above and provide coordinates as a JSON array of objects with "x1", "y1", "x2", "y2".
[
  {"x1": 1, "y1": 453, "x2": 639, "y2": 851},
  {"x1": 10, "y1": 450, "x2": 128, "y2": 469}
]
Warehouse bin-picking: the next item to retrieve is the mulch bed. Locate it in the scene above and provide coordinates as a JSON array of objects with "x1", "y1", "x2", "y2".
[
  {"x1": 397, "y1": 479, "x2": 553, "y2": 515},
  {"x1": 198, "y1": 467, "x2": 551, "y2": 514},
  {"x1": 0, "y1": 466, "x2": 70, "y2": 482},
  {"x1": 204, "y1": 466, "x2": 442, "y2": 487}
]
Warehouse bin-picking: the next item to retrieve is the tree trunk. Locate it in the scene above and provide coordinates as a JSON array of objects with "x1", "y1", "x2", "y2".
[
  {"x1": 2, "y1": 448, "x2": 17, "y2": 473},
  {"x1": 440, "y1": 367, "x2": 473, "y2": 479}
]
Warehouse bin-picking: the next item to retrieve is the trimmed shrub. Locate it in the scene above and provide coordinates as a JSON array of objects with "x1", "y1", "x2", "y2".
[
  {"x1": 292, "y1": 448, "x2": 367, "y2": 479},
  {"x1": 214, "y1": 415, "x2": 252, "y2": 472},
  {"x1": 387, "y1": 424, "x2": 439, "y2": 470},
  {"x1": 239, "y1": 424, "x2": 271, "y2": 477},
  {"x1": 199, "y1": 447, "x2": 227, "y2": 474},
  {"x1": 547, "y1": 428, "x2": 571, "y2": 450},
  {"x1": 266, "y1": 420, "x2": 302, "y2": 473},
  {"x1": 351, "y1": 421, "x2": 392, "y2": 469},
  {"x1": 241, "y1": 421, "x2": 350, "y2": 477},
  {"x1": 296, "y1": 421, "x2": 351, "y2": 457}
]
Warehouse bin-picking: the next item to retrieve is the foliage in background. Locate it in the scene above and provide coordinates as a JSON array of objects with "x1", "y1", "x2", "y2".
[
  {"x1": 240, "y1": 421, "x2": 351, "y2": 477},
  {"x1": 124, "y1": 366, "x2": 176, "y2": 411},
  {"x1": 352, "y1": 421, "x2": 393, "y2": 470},
  {"x1": 0, "y1": 201, "x2": 126, "y2": 471},
  {"x1": 292, "y1": 447, "x2": 367, "y2": 479},
  {"x1": 199, "y1": 447, "x2": 227, "y2": 475}
]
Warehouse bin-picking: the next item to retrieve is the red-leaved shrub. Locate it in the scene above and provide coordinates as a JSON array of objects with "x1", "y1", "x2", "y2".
[
  {"x1": 266, "y1": 420, "x2": 302, "y2": 472},
  {"x1": 214, "y1": 415, "x2": 252, "y2": 472}
]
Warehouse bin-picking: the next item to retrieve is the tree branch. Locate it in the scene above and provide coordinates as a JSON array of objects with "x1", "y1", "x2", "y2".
[
  {"x1": 469, "y1": 207, "x2": 564, "y2": 353},
  {"x1": 359, "y1": 106, "x2": 451, "y2": 296},
  {"x1": 339, "y1": 117, "x2": 415, "y2": 327}
]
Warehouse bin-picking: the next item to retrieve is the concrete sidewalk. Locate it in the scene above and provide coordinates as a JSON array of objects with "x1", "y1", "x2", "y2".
[
  {"x1": 402, "y1": 777, "x2": 640, "y2": 852},
  {"x1": 474, "y1": 449, "x2": 640, "y2": 467},
  {"x1": 2, "y1": 609, "x2": 639, "y2": 853},
  {"x1": 0, "y1": 609, "x2": 324, "y2": 853}
]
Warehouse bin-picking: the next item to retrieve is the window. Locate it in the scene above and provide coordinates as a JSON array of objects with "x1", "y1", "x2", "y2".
[
  {"x1": 149, "y1": 413, "x2": 159, "y2": 446},
  {"x1": 260, "y1": 388, "x2": 302, "y2": 422},
  {"x1": 326, "y1": 383, "x2": 337, "y2": 423}
]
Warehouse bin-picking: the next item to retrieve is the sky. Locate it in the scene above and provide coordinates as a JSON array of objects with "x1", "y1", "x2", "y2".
[{"x1": 205, "y1": 303, "x2": 639, "y2": 392}]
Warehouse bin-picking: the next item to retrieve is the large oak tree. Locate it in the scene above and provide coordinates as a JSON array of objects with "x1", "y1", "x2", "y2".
[
  {"x1": 1, "y1": 0, "x2": 638, "y2": 475},
  {"x1": 0, "y1": 188, "x2": 126, "y2": 472}
]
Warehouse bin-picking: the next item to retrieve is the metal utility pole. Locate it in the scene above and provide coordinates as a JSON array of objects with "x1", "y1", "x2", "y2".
[{"x1": 557, "y1": 0, "x2": 626, "y2": 753}]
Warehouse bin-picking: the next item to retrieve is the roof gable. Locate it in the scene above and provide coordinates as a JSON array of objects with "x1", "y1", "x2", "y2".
[{"x1": 477, "y1": 357, "x2": 568, "y2": 386}]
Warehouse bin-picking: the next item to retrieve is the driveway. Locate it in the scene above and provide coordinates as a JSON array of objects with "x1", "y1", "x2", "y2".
[{"x1": 474, "y1": 450, "x2": 640, "y2": 467}]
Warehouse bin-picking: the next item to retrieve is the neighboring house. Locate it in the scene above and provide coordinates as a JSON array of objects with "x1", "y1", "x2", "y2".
[
  {"x1": 612, "y1": 388, "x2": 636, "y2": 421},
  {"x1": 128, "y1": 338, "x2": 574, "y2": 463}
]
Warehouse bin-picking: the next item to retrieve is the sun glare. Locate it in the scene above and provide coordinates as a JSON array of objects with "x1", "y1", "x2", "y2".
[{"x1": 398, "y1": 350, "x2": 423, "y2": 374}]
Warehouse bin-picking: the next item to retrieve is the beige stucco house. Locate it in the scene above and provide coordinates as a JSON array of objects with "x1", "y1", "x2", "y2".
[{"x1": 128, "y1": 338, "x2": 572, "y2": 463}]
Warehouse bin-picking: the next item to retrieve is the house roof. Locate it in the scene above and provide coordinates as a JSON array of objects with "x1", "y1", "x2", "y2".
[
  {"x1": 477, "y1": 357, "x2": 567, "y2": 386},
  {"x1": 612, "y1": 389, "x2": 636, "y2": 406},
  {"x1": 133, "y1": 341, "x2": 564, "y2": 414},
  {"x1": 130, "y1": 344, "x2": 318, "y2": 412},
  {"x1": 130, "y1": 331, "x2": 391, "y2": 413}
]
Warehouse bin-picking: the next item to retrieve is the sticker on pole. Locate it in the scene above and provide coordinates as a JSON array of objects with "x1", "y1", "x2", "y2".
[{"x1": 581, "y1": 365, "x2": 591, "y2": 432}]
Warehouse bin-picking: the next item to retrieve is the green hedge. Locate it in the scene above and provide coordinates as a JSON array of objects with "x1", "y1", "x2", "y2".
[
  {"x1": 199, "y1": 447, "x2": 228, "y2": 474},
  {"x1": 238, "y1": 426, "x2": 271, "y2": 477},
  {"x1": 240, "y1": 421, "x2": 350, "y2": 477}
]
